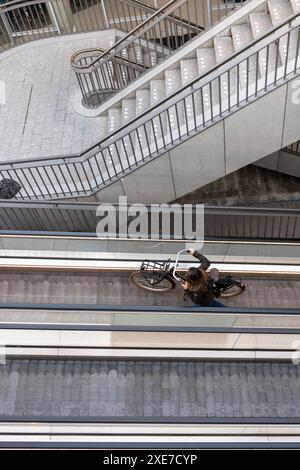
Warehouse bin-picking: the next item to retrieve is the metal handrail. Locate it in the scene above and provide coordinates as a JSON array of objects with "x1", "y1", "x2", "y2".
[
  {"x1": 72, "y1": 0, "x2": 202, "y2": 72},
  {"x1": 123, "y1": 0, "x2": 203, "y2": 30},
  {"x1": 0, "y1": 0, "x2": 194, "y2": 53},
  {"x1": 1, "y1": 11, "x2": 300, "y2": 199},
  {"x1": 71, "y1": 47, "x2": 150, "y2": 72}
]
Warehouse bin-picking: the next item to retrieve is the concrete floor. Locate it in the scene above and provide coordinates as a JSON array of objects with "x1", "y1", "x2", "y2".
[{"x1": 0, "y1": 31, "x2": 115, "y2": 162}]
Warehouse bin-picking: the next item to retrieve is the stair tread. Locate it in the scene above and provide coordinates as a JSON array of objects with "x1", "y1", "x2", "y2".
[
  {"x1": 136, "y1": 89, "x2": 150, "y2": 115},
  {"x1": 268, "y1": 0, "x2": 294, "y2": 25},
  {"x1": 143, "y1": 51, "x2": 157, "y2": 68},
  {"x1": 150, "y1": 80, "x2": 165, "y2": 105},
  {"x1": 290, "y1": 0, "x2": 300, "y2": 12},
  {"x1": 267, "y1": 0, "x2": 298, "y2": 63},
  {"x1": 196, "y1": 48, "x2": 217, "y2": 74},
  {"x1": 214, "y1": 37, "x2": 235, "y2": 62},
  {"x1": 165, "y1": 68, "x2": 182, "y2": 95},
  {"x1": 128, "y1": 46, "x2": 143, "y2": 63},
  {"x1": 180, "y1": 59, "x2": 199, "y2": 84},
  {"x1": 231, "y1": 24, "x2": 254, "y2": 51},
  {"x1": 249, "y1": 13, "x2": 274, "y2": 38},
  {"x1": 107, "y1": 108, "x2": 122, "y2": 133},
  {"x1": 231, "y1": 24, "x2": 257, "y2": 88},
  {"x1": 121, "y1": 99, "x2": 136, "y2": 124}
]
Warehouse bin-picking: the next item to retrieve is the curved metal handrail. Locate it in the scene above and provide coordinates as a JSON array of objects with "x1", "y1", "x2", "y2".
[
  {"x1": 71, "y1": 46, "x2": 150, "y2": 71},
  {"x1": 71, "y1": 0, "x2": 199, "y2": 74}
]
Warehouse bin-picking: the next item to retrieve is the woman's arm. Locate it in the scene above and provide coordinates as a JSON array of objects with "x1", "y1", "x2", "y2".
[{"x1": 187, "y1": 248, "x2": 211, "y2": 270}]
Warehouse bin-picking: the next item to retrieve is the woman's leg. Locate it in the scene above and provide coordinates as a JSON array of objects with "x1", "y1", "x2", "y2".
[{"x1": 208, "y1": 299, "x2": 226, "y2": 307}]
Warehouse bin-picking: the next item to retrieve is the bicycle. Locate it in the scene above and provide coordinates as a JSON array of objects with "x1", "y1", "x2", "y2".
[{"x1": 130, "y1": 249, "x2": 247, "y2": 297}]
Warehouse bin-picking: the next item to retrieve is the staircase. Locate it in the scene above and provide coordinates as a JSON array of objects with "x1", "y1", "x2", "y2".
[
  {"x1": 1, "y1": 0, "x2": 300, "y2": 202},
  {"x1": 71, "y1": 0, "x2": 208, "y2": 108},
  {"x1": 93, "y1": 0, "x2": 300, "y2": 141}
]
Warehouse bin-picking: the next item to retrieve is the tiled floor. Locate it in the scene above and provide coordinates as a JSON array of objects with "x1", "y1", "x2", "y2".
[{"x1": 0, "y1": 31, "x2": 114, "y2": 162}]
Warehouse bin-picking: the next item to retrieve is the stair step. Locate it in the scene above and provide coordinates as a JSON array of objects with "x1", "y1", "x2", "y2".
[
  {"x1": 136, "y1": 89, "x2": 150, "y2": 115},
  {"x1": 120, "y1": 99, "x2": 136, "y2": 167},
  {"x1": 121, "y1": 99, "x2": 136, "y2": 124},
  {"x1": 150, "y1": 79, "x2": 166, "y2": 105},
  {"x1": 214, "y1": 37, "x2": 237, "y2": 107},
  {"x1": 119, "y1": 46, "x2": 138, "y2": 83},
  {"x1": 107, "y1": 107, "x2": 122, "y2": 133},
  {"x1": 196, "y1": 48, "x2": 217, "y2": 114},
  {"x1": 249, "y1": 12, "x2": 274, "y2": 38},
  {"x1": 128, "y1": 46, "x2": 143, "y2": 64},
  {"x1": 231, "y1": 24, "x2": 257, "y2": 88},
  {"x1": 268, "y1": 0, "x2": 299, "y2": 65},
  {"x1": 180, "y1": 59, "x2": 201, "y2": 122},
  {"x1": 165, "y1": 68, "x2": 184, "y2": 134},
  {"x1": 106, "y1": 108, "x2": 123, "y2": 174},
  {"x1": 249, "y1": 13, "x2": 280, "y2": 76},
  {"x1": 214, "y1": 36, "x2": 235, "y2": 62},
  {"x1": 268, "y1": 0, "x2": 294, "y2": 25},
  {"x1": 180, "y1": 59, "x2": 199, "y2": 84},
  {"x1": 290, "y1": 0, "x2": 300, "y2": 12},
  {"x1": 165, "y1": 68, "x2": 182, "y2": 96},
  {"x1": 135, "y1": 90, "x2": 151, "y2": 158},
  {"x1": 143, "y1": 51, "x2": 158, "y2": 68},
  {"x1": 196, "y1": 48, "x2": 217, "y2": 74},
  {"x1": 150, "y1": 79, "x2": 166, "y2": 146},
  {"x1": 231, "y1": 24, "x2": 254, "y2": 50}
]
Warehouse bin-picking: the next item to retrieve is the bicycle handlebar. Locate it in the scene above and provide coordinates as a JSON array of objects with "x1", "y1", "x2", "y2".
[{"x1": 172, "y1": 249, "x2": 189, "y2": 282}]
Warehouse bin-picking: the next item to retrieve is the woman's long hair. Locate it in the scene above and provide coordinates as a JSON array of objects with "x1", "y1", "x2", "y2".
[{"x1": 186, "y1": 267, "x2": 211, "y2": 293}]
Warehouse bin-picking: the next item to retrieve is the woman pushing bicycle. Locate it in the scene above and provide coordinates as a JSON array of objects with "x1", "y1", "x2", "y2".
[
  {"x1": 181, "y1": 248, "x2": 225, "y2": 308},
  {"x1": 130, "y1": 248, "x2": 246, "y2": 298}
]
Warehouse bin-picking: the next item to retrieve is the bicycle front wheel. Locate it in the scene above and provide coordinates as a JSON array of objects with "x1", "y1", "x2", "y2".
[{"x1": 130, "y1": 272, "x2": 175, "y2": 292}]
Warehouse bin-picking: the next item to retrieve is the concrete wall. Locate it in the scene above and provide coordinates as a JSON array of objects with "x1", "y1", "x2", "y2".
[
  {"x1": 94, "y1": 75, "x2": 300, "y2": 204},
  {"x1": 256, "y1": 150, "x2": 300, "y2": 179}
]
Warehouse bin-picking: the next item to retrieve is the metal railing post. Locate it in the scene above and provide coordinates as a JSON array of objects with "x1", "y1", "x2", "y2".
[
  {"x1": 206, "y1": 0, "x2": 212, "y2": 27},
  {"x1": 46, "y1": 0, "x2": 75, "y2": 35},
  {"x1": 46, "y1": 1, "x2": 61, "y2": 35},
  {"x1": 101, "y1": 0, "x2": 110, "y2": 29},
  {"x1": 0, "y1": 12, "x2": 13, "y2": 47}
]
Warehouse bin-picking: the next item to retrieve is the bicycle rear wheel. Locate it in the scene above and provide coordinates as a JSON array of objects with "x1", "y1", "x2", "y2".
[
  {"x1": 220, "y1": 281, "x2": 247, "y2": 298},
  {"x1": 130, "y1": 271, "x2": 175, "y2": 292}
]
